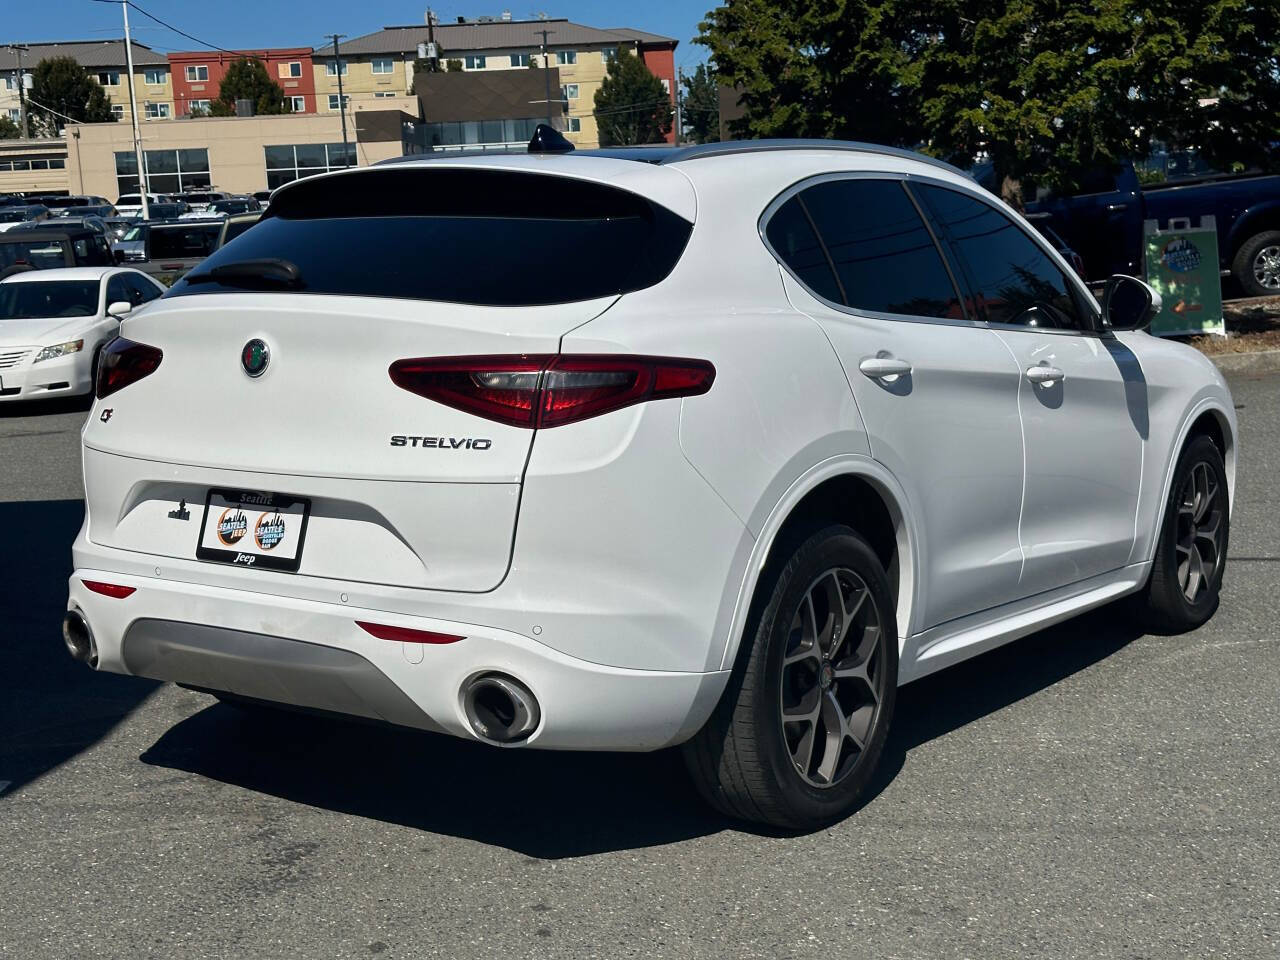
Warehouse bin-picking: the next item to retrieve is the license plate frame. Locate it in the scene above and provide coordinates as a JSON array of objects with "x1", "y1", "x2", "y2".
[{"x1": 196, "y1": 488, "x2": 312, "y2": 572}]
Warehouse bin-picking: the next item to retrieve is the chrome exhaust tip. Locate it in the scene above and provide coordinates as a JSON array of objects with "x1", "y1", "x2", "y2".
[
  {"x1": 462, "y1": 674, "x2": 540, "y2": 744},
  {"x1": 62, "y1": 610, "x2": 98, "y2": 668}
]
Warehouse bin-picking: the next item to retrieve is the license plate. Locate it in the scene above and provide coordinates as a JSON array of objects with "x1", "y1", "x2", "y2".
[{"x1": 196, "y1": 489, "x2": 311, "y2": 571}]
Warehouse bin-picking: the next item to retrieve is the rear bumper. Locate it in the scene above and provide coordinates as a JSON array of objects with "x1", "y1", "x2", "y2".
[{"x1": 67, "y1": 567, "x2": 729, "y2": 751}]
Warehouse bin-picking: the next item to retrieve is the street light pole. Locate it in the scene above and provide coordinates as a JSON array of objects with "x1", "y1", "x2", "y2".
[
  {"x1": 11, "y1": 45, "x2": 30, "y2": 139},
  {"x1": 538, "y1": 28, "x2": 555, "y2": 128},
  {"x1": 331, "y1": 34, "x2": 350, "y2": 167},
  {"x1": 121, "y1": 2, "x2": 149, "y2": 220}
]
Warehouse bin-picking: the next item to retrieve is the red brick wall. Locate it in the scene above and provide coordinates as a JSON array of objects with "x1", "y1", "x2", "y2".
[
  {"x1": 639, "y1": 43, "x2": 677, "y2": 144},
  {"x1": 168, "y1": 48, "x2": 317, "y2": 116}
]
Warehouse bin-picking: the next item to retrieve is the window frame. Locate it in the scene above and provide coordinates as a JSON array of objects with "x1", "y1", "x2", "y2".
[
  {"x1": 144, "y1": 102, "x2": 170, "y2": 119},
  {"x1": 325, "y1": 59, "x2": 348, "y2": 77},
  {"x1": 759, "y1": 171, "x2": 973, "y2": 328},
  {"x1": 556, "y1": 50, "x2": 577, "y2": 65},
  {"x1": 287, "y1": 95, "x2": 306, "y2": 112},
  {"x1": 144, "y1": 68, "x2": 167, "y2": 85},
  {"x1": 561, "y1": 83, "x2": 579, "y2": 100},
  {"x1": 184, "y1": 65, "x2": 209, "y2": 82},
  {"x1": 463, "y1": 54, "x2": 487, "y2": 70},
  {"x1": 909, "y1": 178, "x2": 1102, "y2": 336},
  {"x1": 370, "y1": 58, "x2": 394, "y2": 75},
  {"x1": 327, "y1": 94, "x2": 350, "y2": 111}
]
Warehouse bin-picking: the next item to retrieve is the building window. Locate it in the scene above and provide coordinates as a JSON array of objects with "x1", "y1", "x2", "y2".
[
  {"x1": 264, "y1": 142, "x2": 357, "y2": 189},
  {"x1": 371, "y1": 58, "x2": 394, "y2": 74},
  {"x1": 286, "y1": 95, "x2": 306, "y2": 112},
  {"x1": 184, "y1": 65, "x2": 209, "y2": 82},
  {"x1": 114, "y1": 147, "x2": 211, "y2": 196},
  {"x1": 421, "y1": 116, "x2": 542, "y2": 149},
  {"x1": 556, "y1": 50, "x2": 576, "y2": 65},
  {"x1": 464, "y1": 55, "x2": 487, "y2": 70},
  {"x1": 601, "y1": 47, "x2": 618, "y2": 64},
  {"x1": 325, "y1": 60, "x2": 348, "y2": 77},
  {"x1": 144, "y1": 68, "x2": 167, "y2": 85},
  {"x1": 3, "y1": 77, "x2": 13, "y2": 90},
  {"x1": 97, "y1": 71, "x2": 121, "y2": 86},
  {"x1": 661, "y1": 78, "x2": 670, "y2": 94},
  {"x1": 374, "y1": 91, "x2": 397, "y2": 98},
  {"x1": 566, "y1": 117, "x2": 581, "y2": 132},
  {"x1": 144, "y1": 102, "x2": 170, "y2": 119},
  {"x1": 510, "y1": 53, "x2": 530, "y2": 67},
  {"x1": 561, "y1": 84, "x2": 578, "y2": 100},
  {"x1": 186, "y1": 99, "x2": 211, "y2": 115},
  {"x1": 327, "y1": 94, "x2": 350, "y2": 111},
  {"x1": 110, "y1": 104, "x2": 124, "y2": 119},
  {"x1": 278, "y1": 61, "x2": 303, "y2": 79}
]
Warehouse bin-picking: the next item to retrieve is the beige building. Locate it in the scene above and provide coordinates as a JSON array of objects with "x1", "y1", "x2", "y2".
[
  {"x1": 63, "y1": 103, "x2": 413, "y2": 200},
  {"x1": 324, "y1": 18, "x2": 677, "y2": 150},
  {"x1": 0, "y1": 137, "x2": 70, "y2": 196},
  {"x1": 0, "y1": 40, "x2": 174, "y2": 131}
]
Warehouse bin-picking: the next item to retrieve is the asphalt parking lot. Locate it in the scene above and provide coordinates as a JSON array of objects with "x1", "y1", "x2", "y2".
[{"x1": 1, "y1": 374, "x2": 1277, "y2": 960}]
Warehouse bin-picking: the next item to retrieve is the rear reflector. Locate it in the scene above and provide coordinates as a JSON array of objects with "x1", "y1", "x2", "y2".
[
  {"x1": 389, "y1": 354, "x2": 715, "y2": 428},
  {"x1": 82, "y1": 579, "x2": 137, "y2": 599},
  {"x1": 96, "y1": 336, "x2": 163, "y2": 399},
  {"x1": 356, "y1": 621, "x2": 465, "y2": 644}
]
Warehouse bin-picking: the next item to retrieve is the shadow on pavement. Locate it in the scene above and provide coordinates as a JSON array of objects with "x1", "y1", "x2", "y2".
[
  {"x1": 139, "y1": 605, "x2": 1140, "y2": 857},
  {"x1": 0, "y1": 499, "x2": 160, "y2": 796}
]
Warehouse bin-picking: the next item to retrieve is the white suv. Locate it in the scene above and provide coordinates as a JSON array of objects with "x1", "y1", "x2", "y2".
[{"x1": 66, "y1": 142, "x2": 1235, "y2": 829}]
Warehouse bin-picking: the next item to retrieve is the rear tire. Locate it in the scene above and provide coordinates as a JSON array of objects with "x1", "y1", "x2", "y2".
[
  {"x1": 1232, "y1": 230, "x2": 1280, "y2": 298},
  {"x1": 1130, "y1": 434, "x2": 1229, "y2": 633},
  {"x1": 684, "y1": 524, "x2": 897, "y2": 830}
]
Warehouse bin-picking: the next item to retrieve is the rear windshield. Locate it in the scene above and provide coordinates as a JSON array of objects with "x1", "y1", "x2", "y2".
[
  {"x1": 0, "y1": 279, "x2": 100, "y2": 319},
  {"x1": 167, "y1": 168, "x2": 693, "y2": 306},
  {"x1": 151, "y1": 224, "x2": 221, "y2": 259},
  {"x1": 0, "y1": 240, "x2": 67, "y2": 270}
]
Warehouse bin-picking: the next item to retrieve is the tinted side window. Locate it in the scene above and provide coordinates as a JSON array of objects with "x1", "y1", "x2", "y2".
[
  {"x1": 917, "y1": 185, "x2": 1088, "y2": 331},
  {"x1": 763, "y1": 196, "x2": 843, "y2": 304},
  {"x1": 105, "y1": 274, "x2": 129, "y2": 306},
  {"x1": 798, "y1": 179, "x2": 962, "y2": 319},
  {"x1": 128, "y1": 273, "x2": 162, "y2": 303}
]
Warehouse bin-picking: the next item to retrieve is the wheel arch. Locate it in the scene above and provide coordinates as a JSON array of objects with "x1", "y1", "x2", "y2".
[
  {"x1": 716, "y1": 457, "x2": 921, "y2": 673},
  {"x1": 1226, "y1": 201, "x2": 1280, "y2": 259}
]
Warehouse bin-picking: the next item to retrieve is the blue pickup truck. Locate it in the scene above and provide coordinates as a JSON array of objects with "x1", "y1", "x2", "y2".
[{"x1": 1019, "y1": 161, "x2": 1280, "y2": 297}]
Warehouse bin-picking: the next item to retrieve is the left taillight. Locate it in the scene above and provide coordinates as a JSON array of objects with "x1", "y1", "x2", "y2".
[
  {"x1": 96, "y1": 336, "x2": 163, "y2": 399},
  {"x1": 388, "y1": 354, "x2": 716, "y2": 429}
]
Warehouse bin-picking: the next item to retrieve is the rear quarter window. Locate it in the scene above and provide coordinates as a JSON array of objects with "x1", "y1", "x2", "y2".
[{"x1": 167, "y1": 168, "x2": 692, "y2": 306}]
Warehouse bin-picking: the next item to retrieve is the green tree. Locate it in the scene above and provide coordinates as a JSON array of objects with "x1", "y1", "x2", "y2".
[
  {"x1": 0, "y1": 115, "x2": 20, "y2": 139},
  {"x1": 27, "y1": 56, "x2": 115, "y2": 134},
  {"x1": 210, "y1": 58, "x2": 286, "y2": 117},
  {"x1": 593, "y1": 51, "x2": 673, "y2": 145},
  {"x1": 681, "y1": 63, "x2": 720, "y2": 143},
  {"x1": 700, "y1": 0, "x2": 1280, "y2": 194}
]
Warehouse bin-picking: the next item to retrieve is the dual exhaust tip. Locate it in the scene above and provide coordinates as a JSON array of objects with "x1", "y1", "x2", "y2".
[
  {"x1": 62, "y1": 610, "x2": 98, "y2": 669},
  {"x1": 65, "y1": 610, "x2": 539, "y2": 744},
  {"x1": 462, "y1": 673, "x2": 540, "y2": 745}
]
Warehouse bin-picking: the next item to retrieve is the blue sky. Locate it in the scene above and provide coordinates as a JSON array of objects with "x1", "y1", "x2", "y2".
[{"x1": 5, "y1": 0, "x2": 712, "y2": 68}]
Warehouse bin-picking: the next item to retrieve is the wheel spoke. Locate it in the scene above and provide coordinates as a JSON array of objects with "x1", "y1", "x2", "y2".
[
  {"x1": 792, "y1": 717, "x2": 818, "y2": 776},
  {"x1": 814, "y1": 691, "x2": 848, "y2": 784}
]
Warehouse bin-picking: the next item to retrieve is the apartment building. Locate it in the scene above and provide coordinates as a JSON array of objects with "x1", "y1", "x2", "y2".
[
  {"x1": 324, "y1": 17, "x2": 678, "y2": 150},
  {"x1": 0, "y1": 40, "x2": 173, "y2": 129},
  {"x1": 168, "y1": 49, "x2": 318, "y2": 117}
]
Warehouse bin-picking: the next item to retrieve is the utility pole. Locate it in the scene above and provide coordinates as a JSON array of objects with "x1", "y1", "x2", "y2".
[
  {"x1": 9, "y1": 45, "x2": 30, "y2": 139},
  {"x1": 121, "y1": 3, "x2": 149, "y2": 220},
  {"x1": 538, "y1": 28, "x2": 555, "y2": 127},
  {"x1": 330, "y1": 34, "x2": 350, "y2": 167},
  {"x1": 426, "y1": 10, "x2": 438, "y2": 71},
  {"x1": 674, "y1": 65, "x2": 682, "y2": 145}
]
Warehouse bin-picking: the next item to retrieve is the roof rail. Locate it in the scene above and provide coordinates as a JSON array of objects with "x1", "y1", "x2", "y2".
[{"x1": 655, "y1": 139, "x2": 969, "y2": 176}]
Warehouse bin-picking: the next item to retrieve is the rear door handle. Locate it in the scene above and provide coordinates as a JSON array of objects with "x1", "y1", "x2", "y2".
[
  {"x1": 1025, "y1": 364, "x2": 1065, "y2": 386},
  {"x1": 859, "y1": 357, "x2": 913, "y2": 380},
  {"x1": 1106, "y1": 202, "x2": 1129, "y2": 212}
]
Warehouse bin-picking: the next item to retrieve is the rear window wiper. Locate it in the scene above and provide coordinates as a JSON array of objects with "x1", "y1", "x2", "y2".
[{"x1": 184, "y1": 257, "x2": 303, "y2": 289}]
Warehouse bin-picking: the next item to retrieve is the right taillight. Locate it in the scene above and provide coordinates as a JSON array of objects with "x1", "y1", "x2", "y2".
[
  {"x1": 96, "y1": 336, "x2": 163, "y2": 399},
  {"x1": 389, "y1": 354, "x2": 716, "y2": 429}
]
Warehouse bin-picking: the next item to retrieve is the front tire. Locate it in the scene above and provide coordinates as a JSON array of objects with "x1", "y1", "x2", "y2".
[
  {"x1": 684, "y1": 524, "x2": 897, "y2": 830},
  {"x1": 1131, "y1": 434, "x2": 1230, "y2": 633},
  {"x1": 1232, "y1": 230, "x2": 1280, "y2": 298}
]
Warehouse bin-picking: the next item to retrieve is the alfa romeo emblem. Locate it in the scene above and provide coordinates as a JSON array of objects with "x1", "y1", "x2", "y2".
[{"x1": 241, "y1": 338, "x2": 269, "y2": 377}]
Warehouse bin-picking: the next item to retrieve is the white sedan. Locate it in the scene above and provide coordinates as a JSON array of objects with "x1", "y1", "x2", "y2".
[{"x1": 0, "y1": 266, "x2": 166, "y2": 402}]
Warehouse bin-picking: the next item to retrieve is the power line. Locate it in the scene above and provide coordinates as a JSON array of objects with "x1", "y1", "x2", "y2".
[{"x1": 87, "y1": 0, "x2": 269, "y2": 64}]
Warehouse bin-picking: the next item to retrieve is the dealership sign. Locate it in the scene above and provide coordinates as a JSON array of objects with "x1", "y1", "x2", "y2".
[{"x1": 1142, "y1": 216, "x2": 1226, "y2": 337}]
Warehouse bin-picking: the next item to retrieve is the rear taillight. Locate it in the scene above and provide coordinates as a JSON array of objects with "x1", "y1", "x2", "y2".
[
  {"x1": 81, "y1": 579, "x2": 136, "y2": 599},
  {"x1": 388, "y1": 354, "x2": 715, "y2": 429},
  {"x1": 356, "y1": 621, "x2": 464, "y2": 644},
  {"x1": 96, "y1": 336, "x2": 163, "y2": 399}
]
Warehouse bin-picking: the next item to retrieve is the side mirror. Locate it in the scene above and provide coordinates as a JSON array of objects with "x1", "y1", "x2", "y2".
[
  {"x1": 107, "y1": 301, "x2": 132, "y2": 319},
  {"x1": 1101, "y1": 274, "x2": 1160, "y2": 332}
]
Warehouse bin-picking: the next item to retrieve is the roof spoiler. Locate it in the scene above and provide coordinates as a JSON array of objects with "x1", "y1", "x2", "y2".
[{"x1": 528, "y1": 124, "x2": 575, "y2": 154}]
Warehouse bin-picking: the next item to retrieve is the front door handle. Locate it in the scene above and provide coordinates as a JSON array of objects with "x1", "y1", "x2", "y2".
[
  {"x1": 1106, "y1": 202, "x2": 1129, "y2": 212},
  {"x1": 1025, "y1": 364, "x2": 1065, "y2": 386},
  {"x1": 859, "y1": 357, "x2": 913, "y2": 380}
]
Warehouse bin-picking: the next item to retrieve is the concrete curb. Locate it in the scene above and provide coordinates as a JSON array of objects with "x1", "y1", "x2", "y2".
[{"x1": 1208, "y1": 349, "x2": 1280, "y2": 375}]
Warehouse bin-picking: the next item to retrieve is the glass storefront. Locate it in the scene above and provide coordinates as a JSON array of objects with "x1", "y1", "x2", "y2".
[
  {"x1": 263, "y1": 142, "x2": 357, "y2": 189},
  {"x1": 114, "y1": 148, "x2": 211, "y2": 197}
]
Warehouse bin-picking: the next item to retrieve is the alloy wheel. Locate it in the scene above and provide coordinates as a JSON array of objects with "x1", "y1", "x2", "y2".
[
  {"x1": 1253, "y1": 244, "x2": 1280, "y2": 291},
  {"x1": 1176, "y1": 460, "x2": 1226, "y2": 603},
  {"x1": 779, "y1": 568, "x2": 887, "y2": 788}
]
